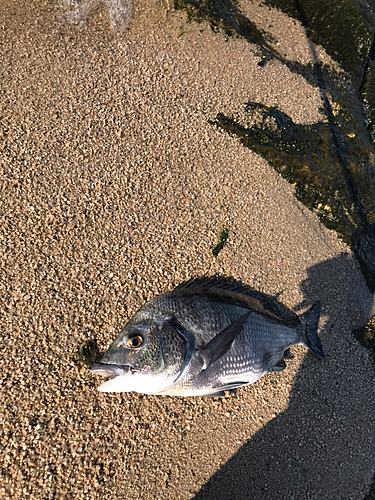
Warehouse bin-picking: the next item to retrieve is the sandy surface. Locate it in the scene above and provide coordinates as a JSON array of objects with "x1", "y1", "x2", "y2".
[{"x1": 1, "y1": 0, "x2": 375, "y2": 499}]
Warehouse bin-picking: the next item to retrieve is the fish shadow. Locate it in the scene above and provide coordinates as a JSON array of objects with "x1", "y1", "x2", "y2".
[{"x1": 193, "y1": 254, "x2": 374, "y2": 499}]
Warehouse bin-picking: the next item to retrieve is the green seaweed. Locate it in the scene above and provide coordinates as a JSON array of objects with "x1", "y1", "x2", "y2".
[{"x1": 211, "y1": 227, "x2": 229, "y2": 257}]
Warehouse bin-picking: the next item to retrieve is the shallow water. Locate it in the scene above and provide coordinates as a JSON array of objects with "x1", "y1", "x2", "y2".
[{"x1": 59, "y1": 0, "x2": 132, "y2": 33}]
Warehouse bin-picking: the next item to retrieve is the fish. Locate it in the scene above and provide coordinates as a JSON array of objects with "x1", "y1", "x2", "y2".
[{"x1": 91, "y1": 278, "x2": 324, "y2": 397}]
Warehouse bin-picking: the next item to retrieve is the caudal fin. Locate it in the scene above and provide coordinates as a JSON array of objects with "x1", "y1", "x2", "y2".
[{"x1": 300, "y1": 302, "x2": 324, "y2": 360}]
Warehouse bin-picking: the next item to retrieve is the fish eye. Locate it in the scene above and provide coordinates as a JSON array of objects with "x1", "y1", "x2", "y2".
[{"x1": 126, "y1": 335, "x2": 144, "y2": 349}]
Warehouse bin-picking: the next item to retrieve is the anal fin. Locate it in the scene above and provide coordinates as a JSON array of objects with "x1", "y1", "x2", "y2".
[
  {"x1": 200, "y1": 381, "x2": 249, "y2": 398},
  {"x1": 270, "y1": 359, "x2": 286, "y2": 372},
  {"x1": 213, "y1": 381, "x2": 249, "y2": 391},
  {"x1": 202, "y1": 391, "x2": 227, "y2": 398}
]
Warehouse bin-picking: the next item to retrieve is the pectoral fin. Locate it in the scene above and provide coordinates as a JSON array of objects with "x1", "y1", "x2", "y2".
[{"x1": 199, "y1": 311, "x2": 252, "y2": 370}]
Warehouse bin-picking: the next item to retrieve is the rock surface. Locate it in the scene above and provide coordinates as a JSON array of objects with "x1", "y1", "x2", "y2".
[{"x1": 0, "y1": 1, "x2": 374, "y2": 499}]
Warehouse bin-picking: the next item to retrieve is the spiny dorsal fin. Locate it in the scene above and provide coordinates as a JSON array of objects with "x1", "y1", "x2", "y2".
[
  {"x1": 175, "y1": 276, "x2": 256, "y2": 295},
  {"x1": 174, "y1": 277, "x2": 298, "y2": 322}
]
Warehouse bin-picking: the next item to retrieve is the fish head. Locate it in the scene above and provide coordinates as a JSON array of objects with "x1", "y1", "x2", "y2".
[{"x1": 91, "y1": 315, "x2": 189, "y2": 394}]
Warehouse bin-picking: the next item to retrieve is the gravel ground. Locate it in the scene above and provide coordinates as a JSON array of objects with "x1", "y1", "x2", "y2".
[{"x1": 1, "y1": 1, "x2": 375, "y2": 499}]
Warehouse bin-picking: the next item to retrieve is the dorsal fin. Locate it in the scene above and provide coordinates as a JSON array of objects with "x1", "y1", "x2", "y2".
[
  {"x1": 174, "y1": 276, "x2": 255, "y2": 295},
  {"x1": 173, "y1": 277, "x2": 299, "y2": 325}
]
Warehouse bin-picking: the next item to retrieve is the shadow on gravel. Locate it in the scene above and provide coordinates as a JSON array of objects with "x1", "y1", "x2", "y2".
[{"x1": 194, "y1": 254, "x2": 374, "y2": 499}]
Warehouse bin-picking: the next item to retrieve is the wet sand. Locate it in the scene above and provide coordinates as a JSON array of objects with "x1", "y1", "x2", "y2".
[{"x1": 1, "y1": 1, "x2": 375, "y2": 499}]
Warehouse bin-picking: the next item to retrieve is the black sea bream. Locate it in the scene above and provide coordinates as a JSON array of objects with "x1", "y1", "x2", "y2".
[{"x1": 91, "y1": 278, "x2": 324, "y2": 397}]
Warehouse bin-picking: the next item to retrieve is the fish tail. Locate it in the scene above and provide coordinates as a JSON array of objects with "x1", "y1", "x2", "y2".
[{"x1": 300, "y1": 302, "x2": 324, "y2": 360}]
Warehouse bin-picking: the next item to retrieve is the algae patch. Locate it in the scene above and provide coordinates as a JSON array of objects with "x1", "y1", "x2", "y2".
[
  {"x1": 212, "y1": 102, "x2": 374, "y2": 239},
  {"x1": 211, "y1": 227, "x2": 229, "y2": 257}
]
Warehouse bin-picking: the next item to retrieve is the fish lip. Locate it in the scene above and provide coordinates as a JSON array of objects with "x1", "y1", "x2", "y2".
[
  {"x1": 91, "y1": 363, "x2": 131, "y2": 379},
  {"x1": 91, "y1": 363, "x2": 132, "y2": 393}
]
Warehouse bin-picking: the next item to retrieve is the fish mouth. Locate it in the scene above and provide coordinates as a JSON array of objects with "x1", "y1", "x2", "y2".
[{"x1": 91, "y1": 363, "x2": 131, "y2": 392}]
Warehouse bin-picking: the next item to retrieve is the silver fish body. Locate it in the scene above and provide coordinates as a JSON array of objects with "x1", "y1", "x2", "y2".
[{"x1": 91, "y1": 279, "x2": 324, "y2": 397}]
